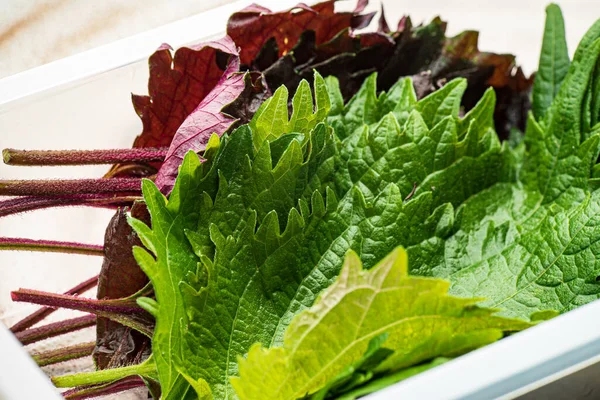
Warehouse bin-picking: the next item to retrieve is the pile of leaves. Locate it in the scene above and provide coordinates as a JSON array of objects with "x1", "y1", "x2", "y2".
[{"x1": 3, "y1": 1, "x2": 600, "y2": 400}]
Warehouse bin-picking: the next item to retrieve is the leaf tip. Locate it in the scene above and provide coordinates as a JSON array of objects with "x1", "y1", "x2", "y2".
[{"x1": 2, "y1": 149, "x2": 11, "y2": 164}]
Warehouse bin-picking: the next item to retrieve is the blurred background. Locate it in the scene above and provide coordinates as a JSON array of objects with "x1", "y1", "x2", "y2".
[{"x1": 1, "y1": 0, "x2": 600, "y2": 78}]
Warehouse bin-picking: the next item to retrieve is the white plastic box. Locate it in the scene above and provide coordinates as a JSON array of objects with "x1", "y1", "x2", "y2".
[{"x1": 1, "y1": 1, "x2": 600, "y2": 399}]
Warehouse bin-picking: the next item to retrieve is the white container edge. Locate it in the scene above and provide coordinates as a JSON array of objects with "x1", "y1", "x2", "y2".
[{"x1": 1, "y1": 1, "x2": 600, "y2": 399}]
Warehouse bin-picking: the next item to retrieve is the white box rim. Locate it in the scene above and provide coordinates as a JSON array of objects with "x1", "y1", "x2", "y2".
[
  {"x1": 0, "y1": 324, "x2": 63, "y2": 399},
  {"x1": 1, "y1": 1, "x2": 599, "y2": 399},
  {"x1": 366, "y1": 298, "x2": 600, "y2": 400}
]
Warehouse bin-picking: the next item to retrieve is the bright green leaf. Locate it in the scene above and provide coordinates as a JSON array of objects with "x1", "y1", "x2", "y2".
[
  {"x1": 532, "y1": 4, "x2": 570, "y2": 121},
  {"x1": 231, "y1": 248, "x2": 529, "y2": 400}
]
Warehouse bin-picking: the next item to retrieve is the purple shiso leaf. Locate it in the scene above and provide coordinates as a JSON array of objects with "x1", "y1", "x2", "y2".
[{"x1": 154, "y1": 36, "x2": 246, "y2": 193}]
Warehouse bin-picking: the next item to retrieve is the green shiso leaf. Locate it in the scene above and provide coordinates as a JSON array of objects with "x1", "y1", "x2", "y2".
[
  {"x1": 132, "y1": 71, "x2": 507, "y2": 398},
  {"x1": 231, "y1": 248, "x2": 529, "y2": 400},
  {"x1": 531, "y1": 4, "x2": 569, "y2": 121},
  {"x1": 128, "y1": 6, "x2": 600, "y2": 399}
]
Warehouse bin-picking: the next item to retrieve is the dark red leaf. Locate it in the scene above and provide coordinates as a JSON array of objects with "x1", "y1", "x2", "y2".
[
  {"x1": 354, "y1": 0, "x2": 368, "y2": 13},
  {"x1": 252, "y1": 13, "x2": 532, "y2": 139},
  {"x1": 106, "y1": 37, "x2": 239, "y2": 177},
  {"x1": 94, "y1": 203, "x2": 152, "y2": 370},
  {"x1": 378, "y1": 5, "x2": 391, "y2": 34},
  {"x1": 221, "y1": 72, "x2": 270, "y2": 126},
  {"x1": 437, "y1": 31, "x2": 534, "y2": 136},
  {"x1": 227, "y1": 0, "x2": 374, "y2": 66},
  {"x1": 260, "y1": 28, "x2": 393, "y2": 103},
  {"x1": 154, "y1": 54, "x2": 248, "y2": 193},
  {"x1": 397, "y1": 15, "x2": 410, "y2": 32},
  {"x1": 131, "y1": 38, "x2": 238, "y2": 149},
  {"x1": 351, "y1": 12, "x2": 376, "y2": 31}
]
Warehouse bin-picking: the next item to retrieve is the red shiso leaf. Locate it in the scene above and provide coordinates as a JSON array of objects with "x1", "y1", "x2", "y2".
[
  {"x1": 354, "y1": 0, "x2": 369, "y2": 13},
  {"x1": 94, "y1": 204, "x2": 152, "y2": 369},
  {"x1": 227, "y1": 0, "x2": 375, "y2": 65},
  {"x1": 154, "y1": 47, "x2": 246, "y2": 193},
  {"x1": 378, "y1": 5, "x2": 391, "y2": 34},
  {"x1": 106, "y1": 37, "x2": 239, "y2": 178},
  {"x1": 131, "y1": 38, "x2": 239, "y2": 149}
]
